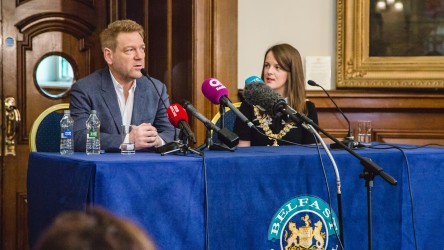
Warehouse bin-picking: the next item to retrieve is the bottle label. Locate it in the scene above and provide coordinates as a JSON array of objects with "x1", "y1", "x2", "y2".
[
  {"x1": 88, "y1": 130, "x2": 98, "y2": 138},
  {"x1": 63, "y1": 129, "x2": 72, "y2": 138}
]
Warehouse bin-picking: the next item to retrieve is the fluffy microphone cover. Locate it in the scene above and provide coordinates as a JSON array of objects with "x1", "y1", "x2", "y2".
[
  {"x1": 243, "y1": 82, "x2": 283, "y2": 114},
  {"x1": 201, "y1": 78, "x2": 229, "y2": 104}
]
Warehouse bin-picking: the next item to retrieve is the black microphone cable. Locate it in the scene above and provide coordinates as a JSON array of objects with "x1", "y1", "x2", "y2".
[
  {"x1": 202, "y1": 150, "x2": 210, "y2": 250},
  {"x1": 311, "y1": 134, "x2": 345, "y2": 250},
  {"x1": 365, "y1": 142, "x2": 444, "y2": 250},
  {"x1": 140, "y1": 68, "x2": 178, "y2": 141},
  {"x1": 365, "y1": 142, "x2": 423, "y2": 250},
  {"x1": 243, "y1": 117, "x2": 346, "y2": 248},
  {"x1": 307, "y1": 80, "x2": 356, "y2": 149},
  {"x1": 141, "y1": 69, "x2": 169, "y2": 113}
]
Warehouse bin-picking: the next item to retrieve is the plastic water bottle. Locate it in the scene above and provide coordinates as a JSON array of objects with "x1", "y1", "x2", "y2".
[
  {"x1": 86, "y1": 110, "x2": 101, "y2": 155},
  {"x1": 60, "y1": 110, "x2": 74, "y2": 155}
]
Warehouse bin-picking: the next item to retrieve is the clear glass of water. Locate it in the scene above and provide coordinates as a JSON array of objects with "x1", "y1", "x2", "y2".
[
  {"x1": 120, "y1": 125, "x2": 135, "y2": 155},
  {"x1": 357, "y1": 120, "x2": 372, "y2": 146}
]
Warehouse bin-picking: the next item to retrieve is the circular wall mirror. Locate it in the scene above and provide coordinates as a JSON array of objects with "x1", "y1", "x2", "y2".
[{"x1": 34, "y1": 53, "x2": 77, "y2": 99}]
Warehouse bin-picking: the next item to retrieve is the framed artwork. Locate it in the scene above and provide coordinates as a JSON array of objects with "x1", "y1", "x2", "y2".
[{"x1": 336, "y1": 0, "x2": 444, "y2": 88}]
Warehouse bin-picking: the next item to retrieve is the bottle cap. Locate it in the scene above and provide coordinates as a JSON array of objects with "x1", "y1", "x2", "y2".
[{"x1": 91, "y1": 110, "x2": 97, "y2": 114}]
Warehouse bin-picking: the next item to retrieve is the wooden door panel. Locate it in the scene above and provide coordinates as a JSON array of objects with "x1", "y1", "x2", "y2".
[
  {"x1": 22, "y1": 31, "x2": 94, "y2": 137},
  {"x1": 1, "y1": 1, "x2": 108, "y2": 249}
]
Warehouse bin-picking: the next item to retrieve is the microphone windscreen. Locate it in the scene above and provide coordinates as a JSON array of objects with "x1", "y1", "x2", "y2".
[
  {"x1": 307, "y1": 80, "x2": 318, "y2": 87},
  {"x1": 201, "y1": 78, "x2": 229, "y2": 104},
  {"x1": 243, "y1": 82, "x2": 282, "y2": 113},
  {"x1": 166, "y1": 103, "x2": 189, "y2": 128},
  {"x1": 245, "y1": 75, "x2": 264, "y2": 85},
  {"x1": 141, "y1": 68, "x2": 148, "y2": 77}
]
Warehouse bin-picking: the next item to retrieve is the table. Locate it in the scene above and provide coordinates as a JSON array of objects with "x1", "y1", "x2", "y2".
[
  {"x1": 28, "y1": 145, "x2": 444, "y2": 249},
  {"x1": 27, "y1": 152, "x2": 205, "y2": 249}
]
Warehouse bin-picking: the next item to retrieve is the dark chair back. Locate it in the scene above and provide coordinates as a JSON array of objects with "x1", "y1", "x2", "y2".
[
  {"x1": 210, "y1": 102, "x2": 241, "y2": 144},
  {"x1": 29, "y1": 103, "x2": 69, "y2": 152}
]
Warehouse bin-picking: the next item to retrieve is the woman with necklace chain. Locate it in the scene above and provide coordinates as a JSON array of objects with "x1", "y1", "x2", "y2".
[{"x1": 233, "y1": 43, "x2": 318, "y2": 146}]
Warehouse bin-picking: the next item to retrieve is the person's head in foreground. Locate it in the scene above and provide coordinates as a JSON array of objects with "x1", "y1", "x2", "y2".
[{"x1": 34, "y1": 207, "x2": 156, "y2": 250}]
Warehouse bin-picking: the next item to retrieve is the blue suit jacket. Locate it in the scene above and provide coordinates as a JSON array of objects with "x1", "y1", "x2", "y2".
[{"x1": 70, "y1": 68, "x2": 176, "y2": 152}]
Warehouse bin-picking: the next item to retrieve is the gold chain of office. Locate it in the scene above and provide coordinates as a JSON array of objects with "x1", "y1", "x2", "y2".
[{"x1": 254, "y1": 106, "x2": 295, "y2": 146}]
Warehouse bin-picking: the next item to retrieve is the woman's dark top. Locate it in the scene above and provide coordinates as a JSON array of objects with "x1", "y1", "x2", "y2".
[{"x1": 233, "y1": 101, "x2": 319, "y2": 146}]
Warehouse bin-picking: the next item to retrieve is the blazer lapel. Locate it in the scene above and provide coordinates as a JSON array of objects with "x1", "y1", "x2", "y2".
[
  {"x1": 132, "y1": 78, "x2": 149, "y2": 124},
  {"x1": 100, "y1": 70, "x2": 122, "y2": 132}
]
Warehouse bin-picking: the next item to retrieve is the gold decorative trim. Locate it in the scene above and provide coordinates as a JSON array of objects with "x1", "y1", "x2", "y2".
[
  {"x1": 209, "y1": 102, "x2": 242, "y2": 141},
  {"x1": 29, "y1": 103, "x2": 69, "y2": 152},
  {"x1": 336, "y1": 0, "x2": 444, "y2": 88}
]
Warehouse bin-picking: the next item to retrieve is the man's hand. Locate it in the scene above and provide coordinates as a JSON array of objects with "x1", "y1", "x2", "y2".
[{"x1": 131, "y1": 123, "x2": 163, "y2": 150}]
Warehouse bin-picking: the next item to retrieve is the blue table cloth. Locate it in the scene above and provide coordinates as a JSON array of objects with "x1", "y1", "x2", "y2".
[
  {"x1": 28, "y1": 145, "x2": 444, "y2": 249},
  {"x1": 203, "y1": 145, "x2": 444, "y2": 249},
  {"x1": 27, "y1": 152, "x2": 204, "y2": 249}
]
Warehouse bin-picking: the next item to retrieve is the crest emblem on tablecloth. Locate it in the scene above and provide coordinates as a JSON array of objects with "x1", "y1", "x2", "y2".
[{"x1": 268, "y1": 195, "x2": 340, "y2": 250}]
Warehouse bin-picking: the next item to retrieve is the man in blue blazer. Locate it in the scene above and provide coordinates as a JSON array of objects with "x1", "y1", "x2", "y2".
[{"x1": 70, "y1": 20, "x2": 175, "y2": 152}]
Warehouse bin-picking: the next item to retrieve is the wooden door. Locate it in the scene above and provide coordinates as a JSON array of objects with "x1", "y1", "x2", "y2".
[{"x1": 0, "y1": 0, "x2": 108, "y2": 249}]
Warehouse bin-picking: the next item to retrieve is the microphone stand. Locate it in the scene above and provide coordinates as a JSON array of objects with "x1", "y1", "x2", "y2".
[
  {"x1": 158, "y1": 131, "x2": 203, "y2": 156},
  {"x1": 198, "y1": 104, "x2": 236, "y2": 152},
  {"x1": 308, "y1": 80, "x2": 356, "y2": 150},
  {"x1": 219, "y1": 103, "x2": 225, "y2": 128},
  {"x1": 305, "y1": 124, "x2": 344, "y2": 249},
  {"x1": 285, "y1": 108, "x2": 397, "y2": 250},
  {"x1": 197, "y1": 130, "x2": 236, "y2": 152},
  {"x1": 141, "y1": 69, "x2": 202, "y2": 156}
]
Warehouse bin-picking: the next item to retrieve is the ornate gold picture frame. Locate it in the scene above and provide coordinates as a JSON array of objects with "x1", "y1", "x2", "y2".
[{"x1": 336, "y1": 0, "x2": 444, "y2": 88}]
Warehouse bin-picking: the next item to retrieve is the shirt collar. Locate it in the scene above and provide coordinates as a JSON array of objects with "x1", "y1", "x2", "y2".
[{"x1": 109, "y1": 69, "x2": 137, "y2": 91}]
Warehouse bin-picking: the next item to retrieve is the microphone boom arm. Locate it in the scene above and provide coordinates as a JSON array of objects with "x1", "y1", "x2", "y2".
[
  {"x1": 308, "y1": 80, "x2": 355, "y2": 149},
  {"x1": 318, "y1": 84, "x2": 351, "y2": 138},
  {"x1": 283, "y1": 107, "x2": 397, "y2": 186}
]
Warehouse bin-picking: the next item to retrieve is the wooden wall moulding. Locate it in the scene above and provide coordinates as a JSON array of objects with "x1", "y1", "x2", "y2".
[
  {"x1": 307, "y1": 90, "x2": 444, "y2": 145},
  {"x1": 307, "y1": 90, "x2": 444, "y2": 109},
  {"x1": 15, "y1": 13, "x2": 96, "y2": 143},
  {"x1": 77, "y1": 0, "x2": 95, "y2": 8},
  {"x1": 375, "y1": 129, "x2": 444, "y2": 145},
  {"x1": 16, "y1": 0, "x2": 30, "y2": 7},
  {"x1": 17, "y1": 0, "x2": 95, "y2": 7},
  {"x1": 15, "y1": 12, "x2": 96, "y2": 36},
  {"x1": 336, "y1": 0, "x2": 444, "y2": 88},
  {"x1": 16, "y1": 193, "x2": 28, "y2": 250}
]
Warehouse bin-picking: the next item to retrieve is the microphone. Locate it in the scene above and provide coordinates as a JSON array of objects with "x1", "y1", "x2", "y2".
[
  {"x1": 243, "y1": 82, "x2": 308, "y2": 125},
  {"x1": 166, "y1": 104, "x2": 196, "y2": 143},
  {"x1": 140, "y1": 68, "x2": 178, "y2": 138},
  {"x1": 307, "y1": 80, "x2": 356, "y2": 149},
  {"x1": 141, "y1": 69, "x2": 170, "y2": 110},
  {"x1": 180, "y1": 100, "x2": 239, "y2": 148},
  {"x1": 245, "y1": 82, "x2": 398, "y2": 186},
  {"x1": 244, "y1": 75, "x2": 264, "y2": 85},
  {"x1": 201, "y1": 78, "x2": 254, "y2": 128},
  {"x1": 141, "y1": 69, "x2": 185, "y2": 155}
]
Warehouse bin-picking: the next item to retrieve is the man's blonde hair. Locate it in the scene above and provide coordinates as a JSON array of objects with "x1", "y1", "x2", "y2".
[{"x1": 100, "y1": 19, "x2": 145, "y2": 51}]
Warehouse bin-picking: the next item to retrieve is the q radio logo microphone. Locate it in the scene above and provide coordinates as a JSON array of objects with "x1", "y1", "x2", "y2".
[
  {"x1": 209, "y1": 78, "x2": 227, "y2": 91},
  {"x1": 267, "y1": 195, "x2": 341, "y2": 250}
]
